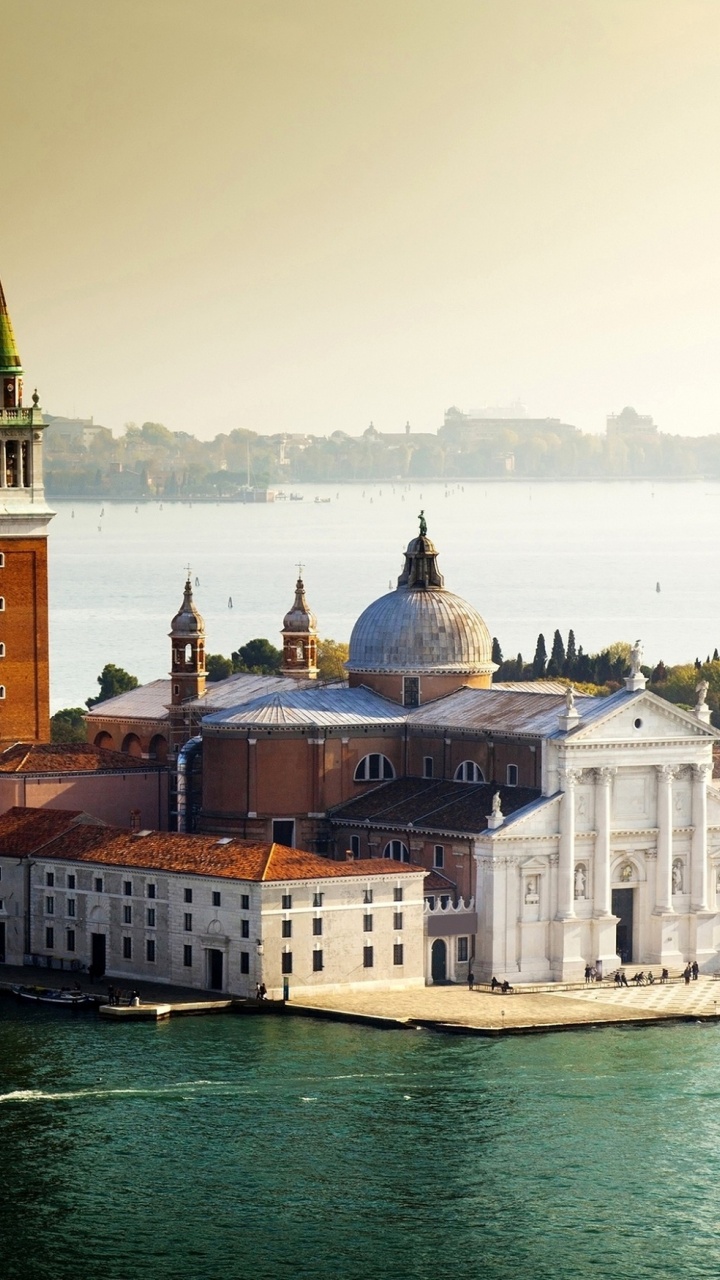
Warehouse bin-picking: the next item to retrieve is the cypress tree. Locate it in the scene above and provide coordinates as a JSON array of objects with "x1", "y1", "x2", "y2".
[
  {"x1": 491, "y1": 637, "x2": 503, "y2": 666},
  {"x1": 532, "y1": 633, "x2": 547, "y2": 678},
  {"x1": 713, "y1": 649, "x2": 719, "y2": 662},
  {"x1": 547, "y1": 629, "x2": 566, "y2": 677},
  {"x1": 565, "y1": 629, "x2": 577, "y2": 676}
]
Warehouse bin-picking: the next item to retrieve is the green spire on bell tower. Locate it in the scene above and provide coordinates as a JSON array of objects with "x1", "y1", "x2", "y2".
[{"x1": 0, "y1": 278, "x2": 22, "y2": 375}]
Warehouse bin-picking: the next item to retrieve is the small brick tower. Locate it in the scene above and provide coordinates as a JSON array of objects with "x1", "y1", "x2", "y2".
[
  {"x1": 169, "y1": 571, "x2": 206, "y2": 707},
  {"x1": 281, "y1": 568, "x2": 318, "y2": 679},
  {"x1": 0, "y1": 277, "x2": 54, "y2": 744}
]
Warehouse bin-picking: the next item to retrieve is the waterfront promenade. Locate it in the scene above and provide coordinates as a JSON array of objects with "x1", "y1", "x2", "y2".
[{"x1": 291, "y1": 974, "x2": 720, "y2": 1035}]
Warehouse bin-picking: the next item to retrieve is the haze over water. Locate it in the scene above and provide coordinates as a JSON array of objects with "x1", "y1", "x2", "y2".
[{"x1": 50, "y1": 480, "x2": 720, "y2": 711}]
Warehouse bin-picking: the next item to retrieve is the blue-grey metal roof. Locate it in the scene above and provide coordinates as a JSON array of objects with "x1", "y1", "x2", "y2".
[
  {"x1": 347, "y1": 587, "x2": 494, "y2": 674},
  {"x1": 406, "y1": 686, "x2": 603, "y2": 735},
  {"x1": 202, "y1": 685, "x2": 407, "y2": 729}
]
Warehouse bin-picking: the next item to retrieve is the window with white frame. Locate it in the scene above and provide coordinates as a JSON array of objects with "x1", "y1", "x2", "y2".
[
  {"x1": 354, "y1": 753, "x2": 395, "y2": 783},
  {"x1": 454, "y1": 761, "x2": 484, "y2": 783},
  {"x1": 383, "y1": 840, "x2": 409, "y2": 862},
  {"x1": 433, "y1": 844, "x2": 444, "y2": 869}
]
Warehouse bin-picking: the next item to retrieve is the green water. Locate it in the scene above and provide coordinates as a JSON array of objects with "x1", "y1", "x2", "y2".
[{"x1": 2, "y1": 1007, "x2": 719, "y2": 1280}]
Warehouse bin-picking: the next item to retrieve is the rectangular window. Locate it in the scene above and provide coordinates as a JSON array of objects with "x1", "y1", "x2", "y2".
[
  {"x1": 240, "y1": 893, "x2": 249, "y2": 910},
  {"x1": 67, "y1": 898, "x2": 76, "y2": 917},
  {"x1": 403, "y1": 676, "x2": 419, "y2": 707},
  {"x1": 123, "y1": 937, "x2": 132, "y2": 960},
  {"x1": 45, "y1": 871, "x2": 54, "y2": 888},
  {"x1": 66, "y1": 929, "x2": 75, "y2": 953},
  {"x1": 45, "y1": 896, "x2": 54, "y2": 915},
  {"x1": 183, "y1": 945, "x2": 193, "y2": 967},
  {"x1": 394, "y1": 887, "x2": 403, "y2": 903},
  {"x1": 363, "y1": 945, "x2": 374, "y2": 969},
  {"x1": 241, "y1": 919, "x2": 250, "y2": 938},
  {"x1": 273, "y1": 819, "x2": 295, "y2": 847},
  {"x1": 457, "y1": 937, "x2": 469, "y2": 962},
  {"x1": 507, "y1": 764, "x2": 518, "y2": 787},
  {"x1": 434, "y1": 845, "x2": 445, "y2": 869},
  {"x1": 363, "y1": 914, "x2": 373, "y2": 932},
  {"x1": 147, "y1": 883, "x2": 156, "y2": 899},
  {"x1": 393, "y1": 943, "x2": 404, "y2": 966},
  {"x1": 146, "y1": 908, "x2": 156, "y2": 927},
  {"x1": 313, "y1": 950, "x2": 324, "y2": 972},
  {"x1": 94, "y1": 877, "x2": 103, "y2": 893},
  {"x1": 67, "y1": 874, "x2": 76, "y2": 890},
  {"x1": 313, "y1": 891, "x2": 324, "y2": 908},
  {"x1": 146, "y1": 939, "x2": 156, "y2": 963},
  {"x1": 281, "y1": 894, "x2": 292, "y2": 911},
  {"x1": 213, "y1": 891, "x2": 222, "y2": 908},
  {"x1": 423, "y1": 756, "x2": 434, "y2": 779},
  {"x1": 281, "y1": 951, "x2": 293, "y2": 975},
  {"x1": 184, "y1": 887, "x2": 193, "y2": 904},
  {"x1": 240, "y1": 951, "x2": 249, "y2": 974},
  {"x1": 350, "y1": 835, "x2": 360, "y2": 858},
  {"x1": 45, "y1": 926, "x2": 54, "y2": 949},
  {"x1": 281, "y1": 919, "x2": 292, "y2": 938},
  {"x1": 312, "y1": 917, "x2": 323, "y2": 936},
  {"x1": 123, "y1": 880, "x2": 132, "y2": 896},
  {"x1": 393, "y1": 911, "x2": 403, "y2": 930},
  {"x1": 123, "y1": 904, "x2": 132, "y2": 925},
  {"x1": 184, "y1": 913, "x2": 192, "y2": 932}
]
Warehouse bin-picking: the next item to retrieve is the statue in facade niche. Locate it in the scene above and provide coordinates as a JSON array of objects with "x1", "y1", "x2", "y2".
[
  {"x1": 525, "y1": 876, "x2": 537, "y2": 902},
  {"x1": 620, "y1": 862, "x2": 633, "y2": 882},
  {"x1": 630, "y1": 639, "x2": 643, "y2": 676},
  {"x1": 574, "y1": 864, "x2": 586, "y2": 898},
  {"x1": 696, "y1": 678, "x2": 709, "y2": 706},
  {"x1": 672, "y1": 860, "x2": 684, "y2": 894}
]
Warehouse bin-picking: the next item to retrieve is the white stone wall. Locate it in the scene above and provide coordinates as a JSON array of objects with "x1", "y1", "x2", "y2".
[{"x1": 0, "y1": 856, "x2": 27, "y2": 965}]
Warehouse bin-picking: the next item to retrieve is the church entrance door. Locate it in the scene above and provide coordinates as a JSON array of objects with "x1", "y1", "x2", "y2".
[
  {"x1": 207, "y1": 949, "x2": 224, "y2": 991},
  {"x1": 612, "y1": 888, "x2": 634, "y2": 963},
  {"x1": 431, "y1": 939, "x2": 447, "y2": 983}
]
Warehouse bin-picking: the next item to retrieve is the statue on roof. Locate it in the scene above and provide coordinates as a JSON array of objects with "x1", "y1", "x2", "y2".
[
  {"x1": 565, "y1": 685, "x2": 575, "y2": 713},
  {"x1": 418, "y1": 510, "x2": 427, "y2": 537},
  {"x1": 491, "y1": 791, "x2": 502, "y2": 817},
  {"x1": 696, "y1": 678, "x2": 709, "y2": 707},
  {"x1": 629, "y1": 639, "x2": 643, "y2": 676}
]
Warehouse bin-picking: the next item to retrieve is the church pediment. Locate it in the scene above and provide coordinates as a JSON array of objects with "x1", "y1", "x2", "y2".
[{"x1": 565, "y1": 690, "x2": 719, "y2": 745}]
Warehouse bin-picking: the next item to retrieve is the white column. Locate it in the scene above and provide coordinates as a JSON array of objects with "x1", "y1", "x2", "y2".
[
  {"x1": 691, "y1": 764, "x2": 710, "y2": 911},
  {"x1": 0, "y1": 439, "x2": 5, "y2": 488},
  {"x1": 593, "y1": 767, "x2": 614, "y2": 916},
  {"x1": 655, "y1": 765, "x2": 677, "y2": 913},
  {"x1": 16, "y1": 439, "x2": 24, "y2": 488},
  {"x1": 557, "y1": 769, "x2": 577, "y2": 919}
]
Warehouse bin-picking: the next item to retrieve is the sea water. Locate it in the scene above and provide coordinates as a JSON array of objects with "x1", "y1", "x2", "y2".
[
  {"x1": 49, "y1": 480, "x2": 720, "y2": 710},
  {"x1": 1, "y1": 1004, "x2": 719, "y2": 1280}
]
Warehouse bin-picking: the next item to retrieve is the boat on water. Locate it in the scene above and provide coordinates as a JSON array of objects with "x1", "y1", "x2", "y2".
[
  {"x1": 12, "y1": 984, "x2": 96, "y2": 1009},
  {"x1": 289, "y1": 493, "x2": 304, "y2": 501}
]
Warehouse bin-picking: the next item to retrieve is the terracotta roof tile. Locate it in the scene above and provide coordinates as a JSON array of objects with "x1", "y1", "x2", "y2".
[
  {"x1": 0, "y1": 743, "x2": 154, "y2": 774},
  {"x1": 0, "y1": 806, "x2": 96, "y2": 855},
  {"x1": 0, "y1": 808, "x2": 425, "y2": 883}
]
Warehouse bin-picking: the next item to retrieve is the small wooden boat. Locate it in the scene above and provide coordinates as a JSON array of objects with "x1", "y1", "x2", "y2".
[{"x1": 12, "y1": 984, "x2": 95, "y2": 1009}]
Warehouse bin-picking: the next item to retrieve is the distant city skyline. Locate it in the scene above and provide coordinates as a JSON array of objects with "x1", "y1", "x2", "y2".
[{"x1": 5, "y1": 0, "x2": 720, "y2": 441}]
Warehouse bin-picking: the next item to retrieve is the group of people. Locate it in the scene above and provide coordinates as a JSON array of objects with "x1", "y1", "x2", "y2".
[
  {"x1": 683, "y1": 961, "x2": 700, "y2": 984},
  {"x1": 106, "y1": 985, "x2": 141, "y2": 1007},
  {"x1": 490, "y1": 976, "x2": 513, "y2": 994},
  {"x1": 255, "y1": 983, "x2": 268, "y2": 1001}
]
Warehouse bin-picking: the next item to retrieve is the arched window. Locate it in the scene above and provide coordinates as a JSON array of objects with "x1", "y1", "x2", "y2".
[
  {"x1": 383, "y1": 840, "x2": 409, "y2": 862},
  {"x1": 0, "y1": 686, "x2": 5, "y2": 699},
  {"x1": 354, "y1": 753, "x2": 395, "y2": 783},
  {"x1": 454, "y1": 761, "x2": 484, "y2": 783},
  {"x1": 0, "y1": 553, "x2": 5, "y2": 567},
  {"x1": 507, "y1": 764, "x2": 518, "y2": 786},
  {"x1": 0, "y1": 643, "x2": 5, "y2": 658},
  {"x1": 0, "y1": 598, "x2": 5, "y2": 612}
]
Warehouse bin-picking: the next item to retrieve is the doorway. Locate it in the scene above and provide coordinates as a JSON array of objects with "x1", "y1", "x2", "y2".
[
  {"x1": 431, "y1": 939, "x2": 447, "y2": 983},
  {"x1": 612, "y1": 888, "x2": 634, "y2": 964},
  {"x1": 207, "y1": 948, "x2": 224, "y2": 991},
  {"x1": 90, "y1": 933, "x2": 106, "y2": 979}
]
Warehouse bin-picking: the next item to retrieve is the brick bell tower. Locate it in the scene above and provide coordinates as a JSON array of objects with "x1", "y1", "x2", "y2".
[
  {"x1": 0, "y1": 277, "x2": 54, "y2": 744},
  {"x1": 169, "y1": 571, "x2": 206, "y2": 707},
  {"x1": 281, "y1": 567, "x2": 318, "y2": 679}
]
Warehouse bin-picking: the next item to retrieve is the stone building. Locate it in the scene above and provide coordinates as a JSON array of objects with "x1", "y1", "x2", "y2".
[{"x1": 0, "y1": 806, "x2": 425, "y2": 996}]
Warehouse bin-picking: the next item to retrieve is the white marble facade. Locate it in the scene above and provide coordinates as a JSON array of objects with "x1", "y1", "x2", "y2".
[{"x1": 473, "y1": 683, "x2": 720, "y2": 983}]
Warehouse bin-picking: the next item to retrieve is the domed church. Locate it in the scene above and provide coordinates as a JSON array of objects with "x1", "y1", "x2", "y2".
[{"x1": 90, "y1": 517, "x2": 720, "y2": 987}]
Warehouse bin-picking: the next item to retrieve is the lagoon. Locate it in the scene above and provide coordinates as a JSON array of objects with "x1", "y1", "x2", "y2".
[{"x1": 48, "y1": 480, "x2": 720, "y2": 710}]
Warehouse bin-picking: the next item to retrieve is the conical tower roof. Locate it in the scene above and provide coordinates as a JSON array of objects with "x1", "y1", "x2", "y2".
[
  {"x1": 0, "y1": 279, "x2": 22, "y2": 374},
  {"x1": 170, "y1": 576, "x2": 205, "y2": 636}
]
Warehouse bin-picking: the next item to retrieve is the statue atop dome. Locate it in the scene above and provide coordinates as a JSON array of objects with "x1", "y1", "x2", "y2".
[{"x1": 419, "y1": 510, "x2": 427, "y2": 537}]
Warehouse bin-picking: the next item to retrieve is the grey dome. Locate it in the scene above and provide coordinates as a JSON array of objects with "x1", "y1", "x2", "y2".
[{"x1": 347, "y1": 522, "x2": 494, "y2": 675}]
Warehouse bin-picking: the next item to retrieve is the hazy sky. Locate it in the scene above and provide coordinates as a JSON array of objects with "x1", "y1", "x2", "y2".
[{"x1": 4, "y1": 0, "x2": 720, "y2": 439}]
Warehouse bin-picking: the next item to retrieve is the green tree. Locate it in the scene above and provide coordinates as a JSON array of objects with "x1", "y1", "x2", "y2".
[
  {"x1": 50, "y1": 707, "x2": 87, "y2": 743},
  {"x1": 86, "y1": 664, "x2": 139, "y2": 708},
  {"x1": 317, "y1": 639, "x2": 349, "y2": 681},
  {"x1": 206, "y1": 653, "x2": 233, "y2": 682},
  {"x1": 491, "y1": 637, "x2": 503, "y2": 667},
  {"x1": 565, "y1": 630, "x2": 577, "y2": 677},
  {"x1": 532, "y1": 633, "x2": 547, "y2": 678},
  {"x1": 547, "y1": 629, "x2": 566, "y2": 677},
  {"x1": 232, "y1": 638, "x2": 282, "y2": 675}
]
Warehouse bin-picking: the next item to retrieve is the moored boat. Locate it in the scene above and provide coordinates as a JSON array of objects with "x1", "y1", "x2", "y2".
[{"x1": 12, "y1": 984, "x2": 96, "y2": 1009}]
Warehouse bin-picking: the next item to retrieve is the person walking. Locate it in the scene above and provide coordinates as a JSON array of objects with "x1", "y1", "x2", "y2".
[{"x1": 467, "y1": 971, "x2": 475, "y2": 991}]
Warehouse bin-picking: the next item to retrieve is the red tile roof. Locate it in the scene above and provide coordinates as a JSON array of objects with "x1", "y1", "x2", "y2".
[
  {"x1": 0, "y1": 806, "x2": 100, "y2": 855},
  {"x1": 0, "y1": 807, "x2": 426, "y2": 883},
  {"x1": 0, "y1": 743, "x2": 153, "y2": 774}
]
